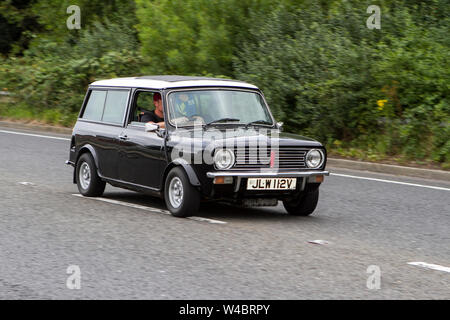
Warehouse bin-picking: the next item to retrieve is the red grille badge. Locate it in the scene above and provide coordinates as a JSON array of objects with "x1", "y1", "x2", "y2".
[{"x1": 270, "y1": 150, "x2": 276, "y2": 168}]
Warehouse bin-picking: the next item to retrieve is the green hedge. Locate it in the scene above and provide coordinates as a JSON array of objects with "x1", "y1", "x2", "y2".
[
  {"x1": 1, "y1": 0, "x2": 448, "y2": 165},
  {"x1": 233, "y1": 1, "x2": 449, "y2": 164}
]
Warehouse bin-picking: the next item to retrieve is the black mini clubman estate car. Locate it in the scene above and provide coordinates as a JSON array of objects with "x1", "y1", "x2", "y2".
[{"x1": 67, "y1": 76, "x2": 329, "y2": 217}]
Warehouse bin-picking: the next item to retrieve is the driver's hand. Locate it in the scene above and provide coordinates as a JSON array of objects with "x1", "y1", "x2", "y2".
[
  {"x1": 172, "y1": 116, "x2": 189, "y2": 124},
  {"x1": 189, "y1": 116, "x2": 205, "y2": 124}
]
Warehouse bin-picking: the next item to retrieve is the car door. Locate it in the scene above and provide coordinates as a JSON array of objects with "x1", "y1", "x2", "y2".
[
  {"x1": 118, "y1": 90, "x2": 167, "y2": 189},
  {"x1": 95, "y1": 88, "x2": 130, "y2": 179},
  {"x1": 118, "y1": 122, "x2": 166, "y2": 189},
  {"x1": 77, "y1": 88, "x2": 130, "y2": 180}
]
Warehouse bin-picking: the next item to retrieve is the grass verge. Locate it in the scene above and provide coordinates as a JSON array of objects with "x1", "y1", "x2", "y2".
[
  {"x1": 1, "y1": 100, "x2": 448, "y2": 171},
  {"x1": 0, "y1": 102, "x2": 77, "y2": 128}
]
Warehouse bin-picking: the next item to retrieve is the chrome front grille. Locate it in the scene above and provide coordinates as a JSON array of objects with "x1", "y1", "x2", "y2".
[{"x1": 233, "y1": 146, "x2": 309, "y2": 170}]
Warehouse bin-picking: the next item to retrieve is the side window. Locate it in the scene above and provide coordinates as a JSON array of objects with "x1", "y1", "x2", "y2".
[
  {"x1": 102, "y1": 90, "x2": 129, "y2": 124},
  {"x1": 129, "y1": 91, "x2": 159, "y2": 124},
  {"x1": 82, "y1": 90, "x2": 106, "y2": 121}
]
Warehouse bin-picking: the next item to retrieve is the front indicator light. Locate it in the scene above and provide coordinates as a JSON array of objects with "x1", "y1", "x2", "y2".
[
  {"x1": 214, "y1": 176, "x2": 233, "y2": 184},
  {"x1": 308, "y1": 175, "x2": 324, "y2": 183}
]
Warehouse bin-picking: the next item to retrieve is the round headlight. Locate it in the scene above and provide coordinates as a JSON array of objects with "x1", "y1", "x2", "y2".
[
  {"x1": 306, "y1": 149, "x2": 324, "y2": 168},
  {"x1": 214, "y1": 149, "x2": 235, "y2": 170}
]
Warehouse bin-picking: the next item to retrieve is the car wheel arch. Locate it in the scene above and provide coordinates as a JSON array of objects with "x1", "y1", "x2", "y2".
[
  {"x1": 162, "y1": 160, "x2": 201, "y2": 192},
  {"x1": 74, "y1": 145, "x2": 101, "y2": 183}
]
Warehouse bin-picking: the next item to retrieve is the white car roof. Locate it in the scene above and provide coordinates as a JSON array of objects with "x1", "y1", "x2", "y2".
[{"x1": 90, "y1": 75, "x2": 259, "y2": 90}]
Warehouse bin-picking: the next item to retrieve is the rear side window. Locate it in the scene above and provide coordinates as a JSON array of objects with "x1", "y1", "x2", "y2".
[
  {"x1": 81, "y1": 89, "x2": 129, "y2": 124},
  {"x1": 82, "y1": 90, "x2": 106, "y2": 121},
  {"x1": 102, "y1": 90, "x2": 129, "y2": 124}
]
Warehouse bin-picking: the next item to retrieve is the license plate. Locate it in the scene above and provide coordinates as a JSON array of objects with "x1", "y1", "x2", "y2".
[{"x1": 247, "y1": 178, "x2": 297, "y2": 190}]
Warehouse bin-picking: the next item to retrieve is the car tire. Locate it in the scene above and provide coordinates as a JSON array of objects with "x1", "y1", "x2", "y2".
[
  {"x1": 283, "y1": 189, "x2": 319, "y2": 216},
  {"x1": 164, "y1": 167, "x2": 200, "y2": 217},
  {"x1": 76, "y1": 153, "x2": 106, "y2": 197}
]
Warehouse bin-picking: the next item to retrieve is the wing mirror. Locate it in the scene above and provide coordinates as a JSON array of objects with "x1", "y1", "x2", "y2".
[
  {"x1": 276, "y1": 122, "x2": 284, "y2": 131},
  {"x1": 145, "y1": 123, "x2": 159, "y2": 132}
]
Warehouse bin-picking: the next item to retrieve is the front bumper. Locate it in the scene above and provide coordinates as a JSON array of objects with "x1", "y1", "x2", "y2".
[
  {"x1": 65, "y1": 160, "x2": 75, "y2": 167},
  {"x1": 207, "y1": 170, "x2": 329, "y2": 178},
  {"x1": 207, "y1": 170, "x2": 329, "y2": 193}
]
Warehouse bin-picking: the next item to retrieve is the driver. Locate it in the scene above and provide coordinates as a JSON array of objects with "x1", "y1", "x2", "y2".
[
  {"x1": 140, "y1": 92, "x2": 165, "y2": 128},
  {"x1": 174, "y1": 93, "x2": 196, "y2": 118}
]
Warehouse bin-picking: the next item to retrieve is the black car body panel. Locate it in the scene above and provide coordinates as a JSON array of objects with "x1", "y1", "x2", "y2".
[{"x1": 68, "y1": 76, "x2": 329, "y2": 210}]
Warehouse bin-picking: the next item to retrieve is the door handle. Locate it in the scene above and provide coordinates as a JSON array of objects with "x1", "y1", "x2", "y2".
[{"x1": 118, "y1": 134, "x2": 129, "y2": 141}]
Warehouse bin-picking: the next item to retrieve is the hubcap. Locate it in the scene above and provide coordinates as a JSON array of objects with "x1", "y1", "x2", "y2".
[
  {"x1": 79, "y1": 162, "x2": 91, "y2": 190},
  {"x1": 168, "y1": 177, "x2": 183, "y2": 208}
]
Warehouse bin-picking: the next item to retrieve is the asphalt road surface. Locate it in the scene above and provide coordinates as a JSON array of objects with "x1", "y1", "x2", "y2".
[{"x1": 0, "y1": 126, "x2": 449, "y2": 299}]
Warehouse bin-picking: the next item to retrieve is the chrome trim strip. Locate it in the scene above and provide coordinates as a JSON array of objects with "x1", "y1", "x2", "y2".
[{"x1": 97, "y1": 173, "x2": 160, "y2": 192}]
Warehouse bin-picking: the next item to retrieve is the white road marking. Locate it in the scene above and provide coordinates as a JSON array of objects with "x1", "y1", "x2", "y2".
[
  {"x1": 188, "y1": 216, "x2": 227, "y2": 224},
  {"x1": 407, "y1": 262, "x2": 450, "y2": 273},
  {"x1": 72, "y1": 194, "x2": 170, "y2": 215},
  {"x1": 308, "y1": 240, "x2": 331, "y2": 245},
  {"x1": 0, "y1": 129, "x2": 70, "y2": 141},
  {"x1": 3, "y1": 128, "x2": 448, "y2": 192},
  {"x1": 72, "y1": 194, "x2": 227, "y2": 225},
  {"x1": 19, "y1": 181, "x2": 35, "y2": 186},
  {"x1": 330, "y1": 173, "x2": 450, "y2": 192}
]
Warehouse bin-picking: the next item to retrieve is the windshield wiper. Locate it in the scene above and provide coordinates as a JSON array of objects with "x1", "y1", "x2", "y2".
[
  {"x1": 205, "y1": 118, "x2": 240, "y2": 128},
  {"x1": 245, "y1": 120, "x2": 273, "y2": 129}
]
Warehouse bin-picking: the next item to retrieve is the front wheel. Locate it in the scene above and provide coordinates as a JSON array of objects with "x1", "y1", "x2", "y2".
[
  {"x1": 164, "y1": 167, "x2": 200, "y2": 217},
  {"x1": 76, "y1": 153, "x2": 106, "y2": 197},
  {"x1": 283, "y1": 189, "x2": 319, "y2": 216}
]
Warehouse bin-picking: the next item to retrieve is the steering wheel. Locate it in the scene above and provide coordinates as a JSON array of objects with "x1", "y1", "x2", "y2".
[{"x1": 187, "y1": 114, "x2": 205, "y2": 122}]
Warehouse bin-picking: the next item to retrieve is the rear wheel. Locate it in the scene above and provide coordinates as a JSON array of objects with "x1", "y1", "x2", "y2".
[
  {"x1": 283, "y1": 189, "x2": 319, "y2": 216},
  {"x1": 164, "y1": 167, "x2": 200, "y2": 217},
  {"x1": 76, "y1": 153, "x2": 106, "y2": 197}
]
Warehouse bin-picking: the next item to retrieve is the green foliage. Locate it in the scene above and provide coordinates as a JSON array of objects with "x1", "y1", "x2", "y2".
[
  {"x1": 234, "y1": 0, "x2": 450, "y2": 165},
  {"x1": 135, "y1": 0, "x2": 275, "y2": 75},
  {"x1": 1, "y1": 0, "x2": 449, "y2": 166},
  {"x1": 1, "y1": 2, "x2": 144, "y2": 126}
]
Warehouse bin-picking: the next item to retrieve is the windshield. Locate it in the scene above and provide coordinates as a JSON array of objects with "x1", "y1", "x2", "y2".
[{"x1": 167, "y1": 89, "x2": 273, "y2": 127}]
